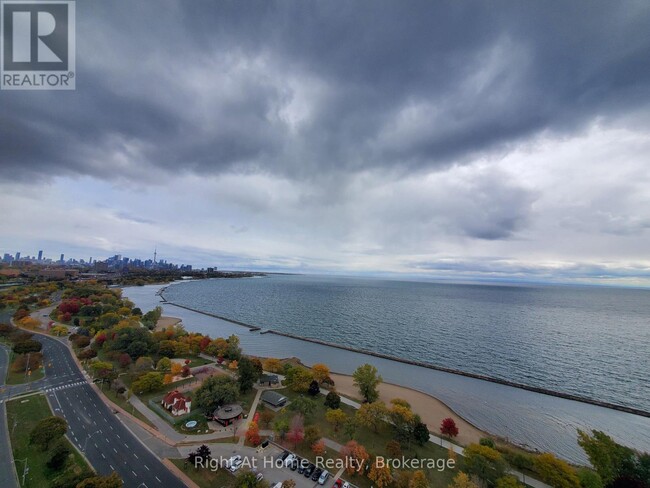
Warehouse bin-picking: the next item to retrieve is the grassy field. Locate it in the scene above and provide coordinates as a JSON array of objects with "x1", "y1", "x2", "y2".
[
  {"x1": 6, "y1": 394, "x2": 92, "y2": 487},
  {"x1": 170, "y1": 457, "x2": 233, "y2": 488},
  {"x1": 2, "y1": 345, "x2": 45, "y2": 385}
]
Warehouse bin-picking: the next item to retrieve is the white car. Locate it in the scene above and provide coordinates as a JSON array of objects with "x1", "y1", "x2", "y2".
[
  {"x1": 283, "y1": 454, "x2": 295, "y2": 467},
  {"x1": 318, "y1": 470, "x2": 330, "y2": 485},
  {"x1": 229, "y1": 458, "x2": 243, "y2": 472},
  {"x1": 342, "y1": 482, "x2": 350, "y2": 488},
  {"x1": 225, "y1": 455, "x2": 241, "y2": 468}
]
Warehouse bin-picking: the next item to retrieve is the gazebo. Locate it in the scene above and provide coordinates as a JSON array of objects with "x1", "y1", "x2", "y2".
[{"x1": 212, "y1": 404, "x2": 243, "y2": 426}]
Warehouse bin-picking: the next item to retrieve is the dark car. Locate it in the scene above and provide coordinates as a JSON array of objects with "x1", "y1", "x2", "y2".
[
  {"x1": 311, "y1": 468, "x2": 323, "y2": 482},
  {"x1": 304, "y1": 464, "x2": 316, "y2": 478},
  {"x1": 298, "y1": 459, "x2": 309, "y2": 474},
  {"x1": 279, "y1": 450, "x2": 290, "y2": 462},
  {"x1": 290, "y1": 458, "x2": 299, "y2": 471}
]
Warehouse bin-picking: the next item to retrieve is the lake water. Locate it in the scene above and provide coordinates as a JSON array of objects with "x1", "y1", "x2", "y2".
[{"x1": 123, "y1": 276, "x2": 650, "y2": 463}]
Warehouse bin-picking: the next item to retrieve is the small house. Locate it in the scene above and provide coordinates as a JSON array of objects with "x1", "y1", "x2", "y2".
[
  {"x1": 261, "y1": 390, "x2": 287, "y2": 408},
  {"x1": 161, "y1": 390, "x2": 191, "y2": 416}
]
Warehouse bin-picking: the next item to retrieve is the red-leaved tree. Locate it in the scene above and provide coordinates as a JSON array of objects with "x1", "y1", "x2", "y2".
[
  {"x1": 245, "y1": 422, "x2": 261, "y2": 446},
  {"x1": 440, "y1": 417, "x2": 459, "y2": 438},
  {"x1": 286, "y1": 415, "x2": 304, "y2": 449}
]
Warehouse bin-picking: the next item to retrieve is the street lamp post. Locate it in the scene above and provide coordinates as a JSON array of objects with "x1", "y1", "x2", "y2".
[{"x1": 15, "y1": 458, "x2": 29, "y2": 485}]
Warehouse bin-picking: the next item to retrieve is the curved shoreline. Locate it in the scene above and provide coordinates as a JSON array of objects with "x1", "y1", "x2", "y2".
[{"x1": 160, "y1": 293, "x2": 650, "y2": 419}]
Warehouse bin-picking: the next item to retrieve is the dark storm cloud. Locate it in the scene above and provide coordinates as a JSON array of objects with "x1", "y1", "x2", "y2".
[{"x1": 1, "y1": 0, "x2": 649, "y2": 182}]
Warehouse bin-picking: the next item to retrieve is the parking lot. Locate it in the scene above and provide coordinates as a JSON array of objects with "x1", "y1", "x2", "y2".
[
  {"x1": 226, "y1": 443, "x2": 341, "y2": 488},
  {"x1": 182, "y1": 441, "x2": 345, "y2": 488}
]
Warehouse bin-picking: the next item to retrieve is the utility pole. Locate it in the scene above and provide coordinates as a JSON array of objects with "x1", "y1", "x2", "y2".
[{"x1": 16, "y1": 458, "x2": 29, "y2": 485}]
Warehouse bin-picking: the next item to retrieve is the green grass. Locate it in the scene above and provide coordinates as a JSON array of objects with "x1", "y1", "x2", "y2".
[
  {"x1": 185, "y1": 356, "x2": 214, "y2": 367},
  {"x1": 170, "y1": 457, "x2": 233, "y2": 488},
  {"x1": 3, "y1": 348, "x2": 45, "y2": 385},
  {"x1": 6, "y1": 394, "x2": 92, "y2": 487}
]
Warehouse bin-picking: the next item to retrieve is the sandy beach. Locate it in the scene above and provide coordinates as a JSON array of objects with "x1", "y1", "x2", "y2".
[
  {"x1": 155, "y1": 316, "x2": 182, "y2": 331},
  {"x1": 330, "y1": 372, "x2": 485, "y2": 445}
]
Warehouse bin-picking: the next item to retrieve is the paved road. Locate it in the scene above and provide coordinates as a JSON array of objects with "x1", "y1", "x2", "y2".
[
  {"x1": 0, "y1": 344, "x2": 19, "y2": 488},
  {"x1": 1, "y1": 334, "x2": 186, "y2": 488}
]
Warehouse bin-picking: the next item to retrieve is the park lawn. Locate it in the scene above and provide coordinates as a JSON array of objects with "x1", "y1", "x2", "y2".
[
  {"x1": 185, "y1": 356, "x2": 214, "y2": 367},
  {"x1": 170, "y1": 457, "x2": 234, "y2": 488},
  {"x1": 4, "y1": 349, "x2": 45, "y2": 385},
  {"x1": 101, "y1": 386, "x2": 157, "y2": 429},
  {"x1": 274, "y1": 389, "x2": 463, "y2": 487},
  {"x1": 6, "y1": 394, "x2": 92, "y2": 487}
]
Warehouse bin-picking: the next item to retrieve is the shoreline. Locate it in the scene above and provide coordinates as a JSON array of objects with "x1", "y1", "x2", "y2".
[
  {"x1": 159, "y1": 294, "x2": 650, "y2": 419},
  {"x1": 329, "y1": 371, "x2": 486, "y2": 446}
]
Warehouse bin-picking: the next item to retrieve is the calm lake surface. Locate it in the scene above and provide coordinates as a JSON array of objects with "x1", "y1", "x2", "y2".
[{"x1": 123, "y1": 276, "x2": 650, "y2": 463}]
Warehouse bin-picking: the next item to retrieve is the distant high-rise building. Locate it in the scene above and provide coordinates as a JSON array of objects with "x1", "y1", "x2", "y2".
[
  {"x1": 89, "y1": 257, "x2": 93, "y2": 264},
  {"x1": 15, "y1": 252, "x2": 20, "y2": 260},
  {"x1": 60, "y1": 254, "x2": 65, "y2": 263},
  {"x1": 38, "y1": 250, "x2": 43, "y2": 261}
]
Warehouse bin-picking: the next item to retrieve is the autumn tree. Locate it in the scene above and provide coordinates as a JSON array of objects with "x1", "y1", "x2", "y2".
[
  {"x1": 495, "y1": 476, "x2": 522, "y2": 488},
  {"x1": 312, "y1": 439, "x2": 326, "y2": 456},
  {"x1": 282, "y1": 480, "x2": 296, "y2": 488},
  {"x1": 356, "y1": 401, "x2": 387, "y2": 433},
  {"x1": 286, "y1": 415, "x2": 305, "y2": 449},
  {"x1": 409, "y1": 471, "x2": 429, "y2": 488},
  {"x1": 76, "y1": 472, "x2": 123, "y2": 487},
  {"x1": 259, "y1": 410, "x2": 274, "y2": 428},
  {"x1": 463, "y1": 444, "x2": 507, "y2": 487},
  {"x1": 246, "y1": 422, "x2": 261, "y2": 446},
  {"x1": 343, "y1": 417, "x2": 357, "y2": 439},
  {"x1": 156, "y1": 357, "x2": 171, "y2": 371},
  {"x1": 448, "y1": 472, "x2": 479, "y2": 488},
  {"x1": 326, "y1": 408, "x2": 348, "y2": 432},
  {"x1": 305, "y1": 425, "x2": 322, "y2": 447},
  {"x1": 440, "y1": 417, "x2": 459, "y2": 438},
  {"x1": 368, "y1": 458, "x2": 392, "y2": 488},
  {"x1": 386, "y1": 440, "x2": 402, "y2": 457},
  {"x1": 533, "y1": 453, "x2": 580, "y2": 488},
  {"x1": 312, "y1": 363, "x2": 330, "y2": 383},
  {"x1": 339, "y1": 440, "x2": 370, "y2": 476},
  {"x1": 353, "y1": 363, "x2": 382, "y2": 403},
  {"x1": 263, "y1": 358, "x2": 283, "y2": 373}
]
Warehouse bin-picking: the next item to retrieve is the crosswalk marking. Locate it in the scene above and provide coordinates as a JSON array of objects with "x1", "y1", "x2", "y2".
[{"x1": 44, "y1": 380, "x2": 87, "y2": 393}]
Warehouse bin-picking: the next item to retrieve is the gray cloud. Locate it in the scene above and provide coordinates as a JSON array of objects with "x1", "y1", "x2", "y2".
[{"x1": 1, "y1": 1, "x2": 650, "y2": 183}]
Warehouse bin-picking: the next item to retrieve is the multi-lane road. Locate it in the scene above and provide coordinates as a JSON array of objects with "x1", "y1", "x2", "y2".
[{"x1": 0, "y1": 332, "x2": 187, "y2": 488}]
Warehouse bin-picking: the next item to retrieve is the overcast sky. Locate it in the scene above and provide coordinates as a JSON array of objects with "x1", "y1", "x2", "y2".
[{"x1": 2, "y1": 1, "x2": 650, "y2": 286}]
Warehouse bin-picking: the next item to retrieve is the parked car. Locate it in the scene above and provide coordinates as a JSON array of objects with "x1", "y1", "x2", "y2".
[
  {"x1": 255, "y1": 473, "x2": 264, "y2": 482},
  {"x1": 284, "y1": 454, "x2": 295, "y2": 467},
  {"x1": 334, "y1": 480, "x2": 343, "y2": 488},
  {"x1": 229, "y1": 458, "x2": 243, "y2": 472},
  {"x1": 318, "y1": 470, "x2": 330, "y2": 485},
  {"x1": 271, "y1": 483, "x2": 283, "y2": 488},
  {"x1": 290, "y1": 458, "x2": 299, "y2": 471},
  {"x1": 279, "y1": 451, "x2": 290, "y2": 462},
  {"x1": 304, "y1": 463, "x2": 316, "y2": 478},
  {"x1": 342, "y1": 482, "x2": 350, "y2": 488},
  {"x1": 225, "y1": 455, "x2": 242, "y2": 468},
  {"x1": 312, "y1": 468, "x2": 323, "y2": 482},
  {"x1": 298, "y1": 459, "x2": 309, "y2": 474}
]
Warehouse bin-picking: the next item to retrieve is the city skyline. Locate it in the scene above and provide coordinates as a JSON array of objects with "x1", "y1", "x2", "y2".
[{"x1": 1, "y1": 1, "x2": 650, "y2": 286}]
